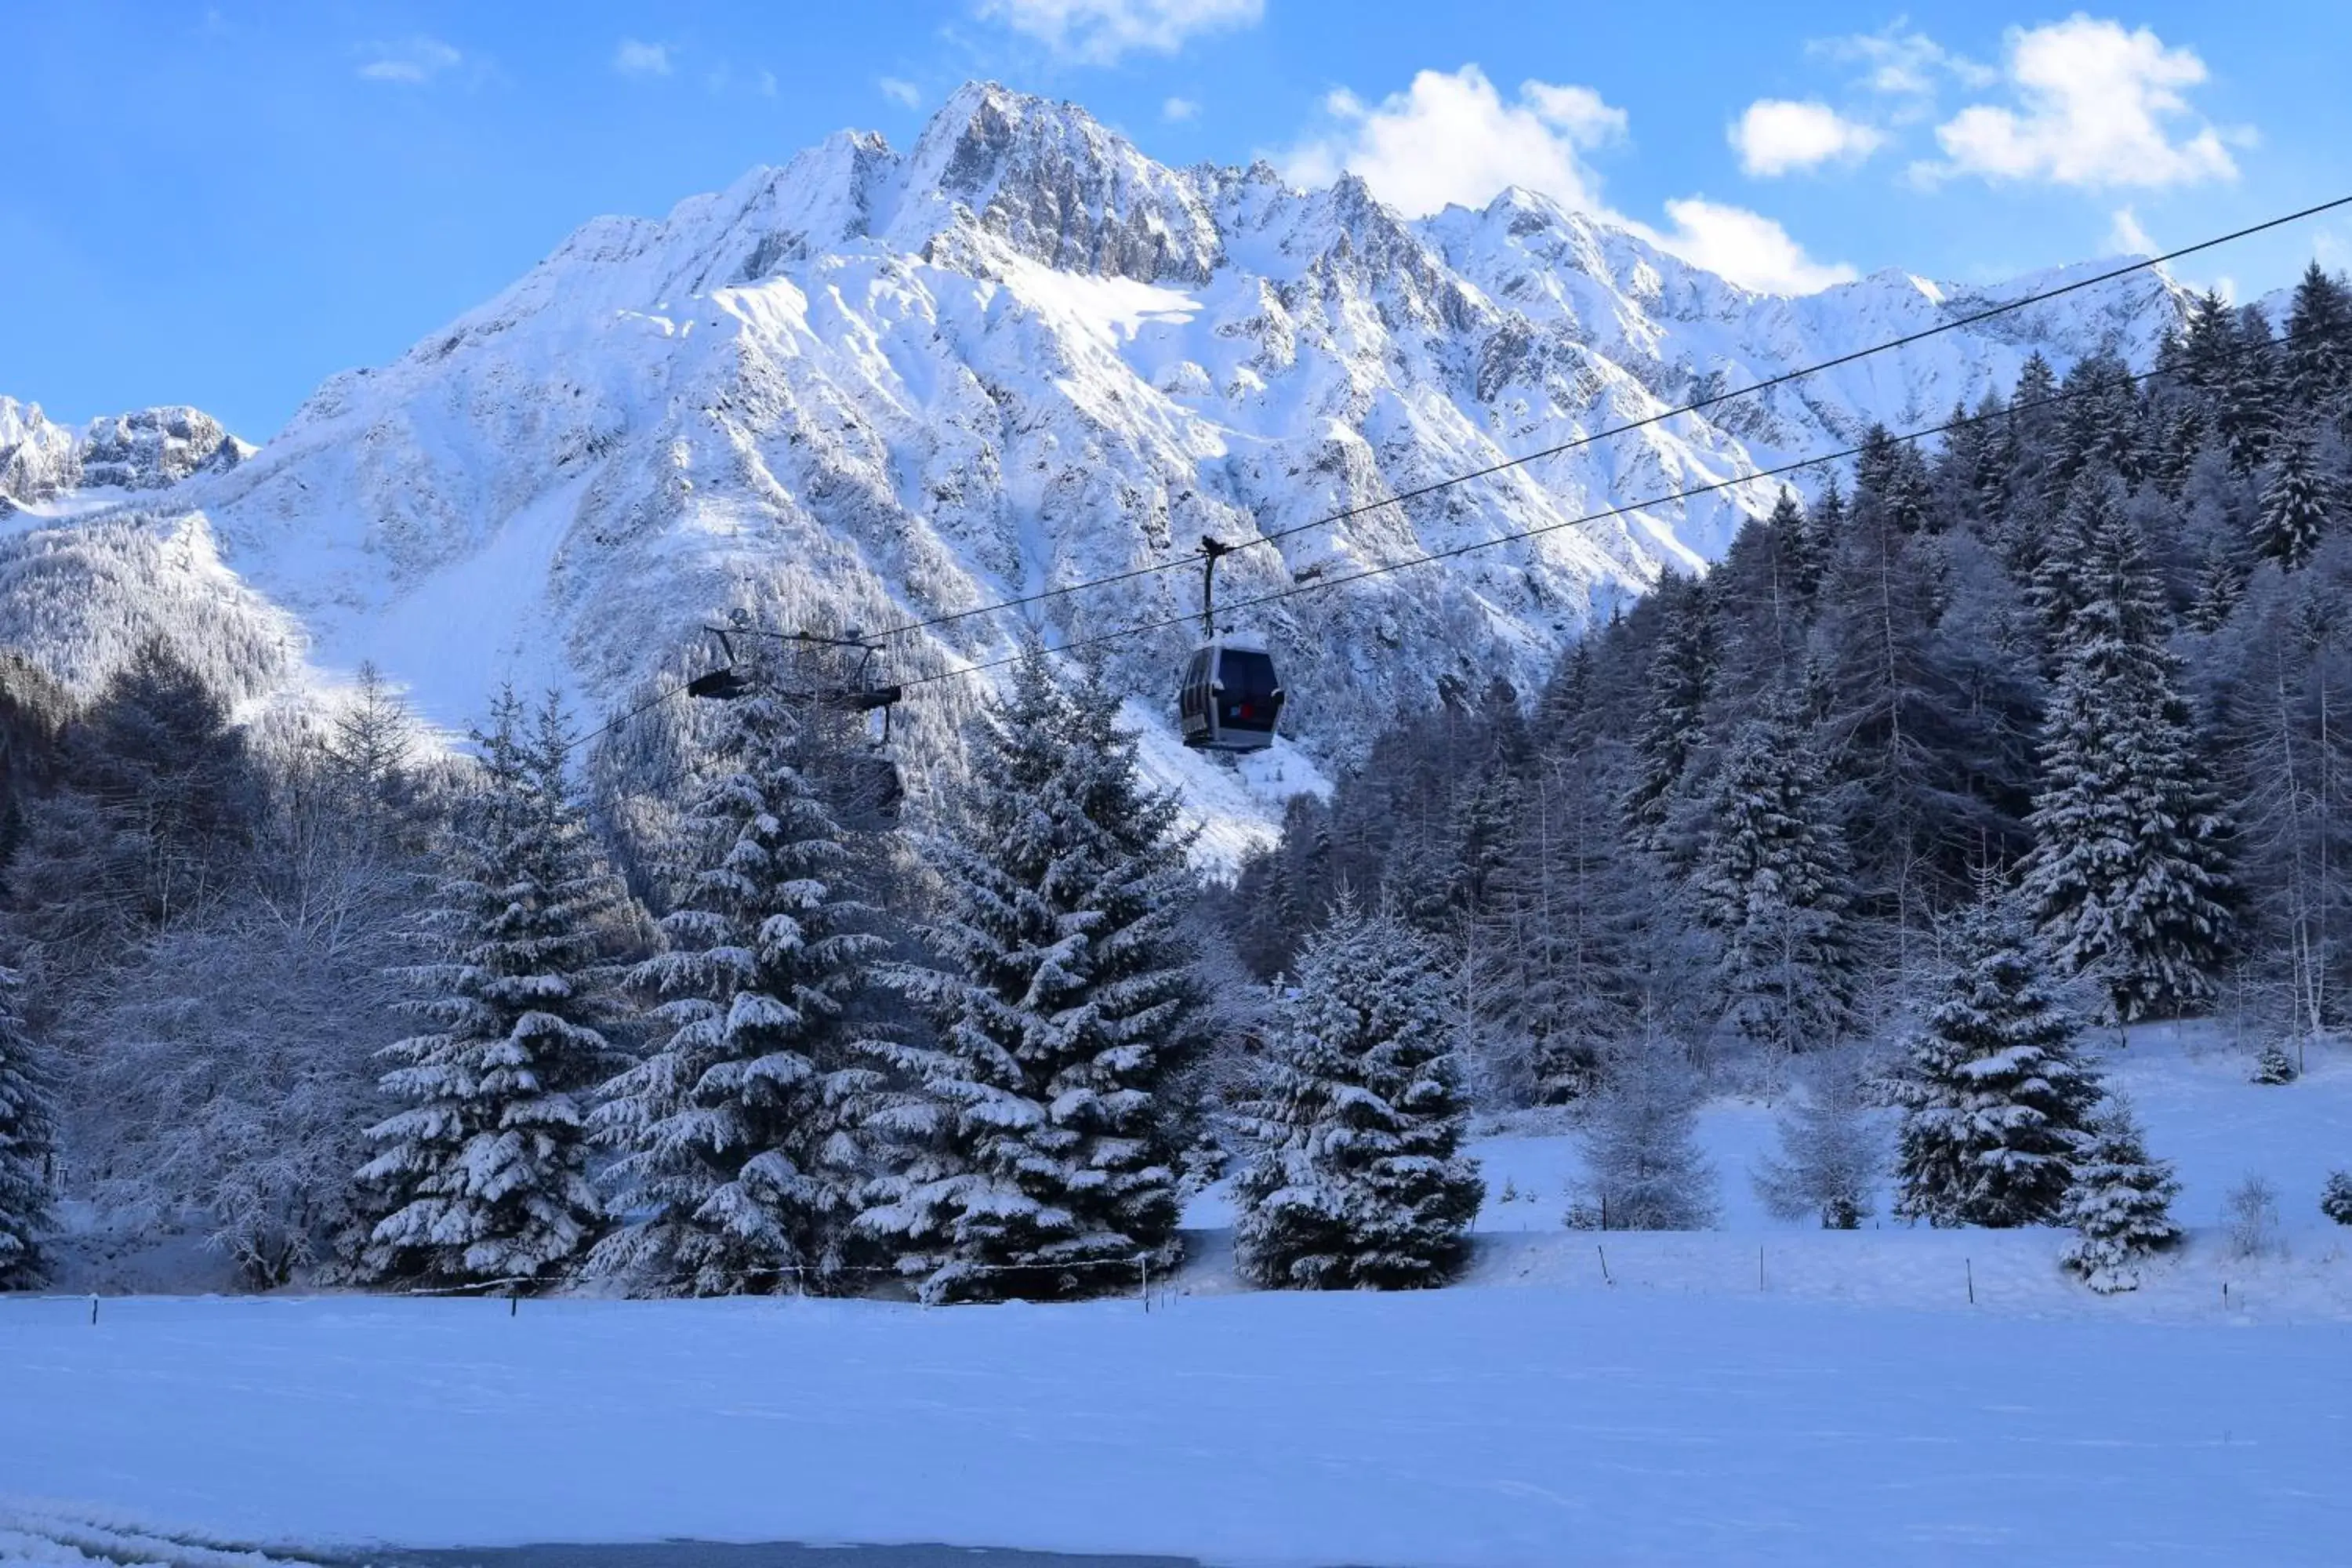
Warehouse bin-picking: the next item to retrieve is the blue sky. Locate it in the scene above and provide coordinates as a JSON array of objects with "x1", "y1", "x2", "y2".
[{"x1": 5, "y1": 2, "x2": 2345, "y2": 440}]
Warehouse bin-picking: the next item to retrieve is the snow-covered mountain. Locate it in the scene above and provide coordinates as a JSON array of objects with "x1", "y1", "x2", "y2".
[
  {"x1": 0, "y1": 82, "x2": 2185, "y2": 853},
  {"x1": 0, "y1": 398, "x2": 250, "y2": 510}
]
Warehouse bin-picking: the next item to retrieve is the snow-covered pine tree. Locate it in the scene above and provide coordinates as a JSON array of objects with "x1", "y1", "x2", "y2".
[
  {"x1": 1623, "y1": 575, "x2": 1715, "y2": 866},
  {"x1": 1578, "y1": 1011, "x2": 1717, "y2": 1231},
  {"x1": 2185, "y1": 536, "x2": 2249, "y2": 635},
  {"x1": 1751, "y1": 1050, "x2": 1882, "y2": 1229},
  {"x1": 862, "y1": 651, "x2": 1205, "y2": 1303},
  {"x1": 2283, "y1": 261, "x2": 2352, "y2": 414},
  {"x1": 2179, "y1": 291, "x2": 2239, "y2": 398},
  {"x1": 1769, "y1": 486, "x2": 1825, "y2": 611},
  {"x1": 589, "y1": 670, "x2": 890, "y2": 1296},
  {"x1": 2253, "y1": 426, "x2": 2332, "y2": 571},
  {"x1": 1695, "y1": 688, "x2": 1857, "y2": 1058},
  {"x1": 2250, "y1": 1041, "x2": 2299, "y2": 1085},
  {"x1": 2321, "y1": 1171, "x2": 2352, "y2": 1225},
  {"x1": 1232, "y1": 895, "x2": 1483, "y2": 1288},
  {"x1": 0, "y1": 964, "x2": 56, "y2": 1288},
  {"x1": 2018, "y1": 491, "x2": 2234, "y2": 1022},
  {"x1": 2059, "y1": 354, "x2": 2148, "y2": 490},
  {"x1": 2222, "y1": 303, "x2": 2284, "y2": 474},
  {"x1": 2058, "y1": 1098, "x2": 2181, "y2": 1293},
  {"x1": 348, "y1": 688, "x2": 627, "y2": 1290},
  {"x1": 1446, "y1": 742, "x2": 1521, "y2": 921},
  {"x1": 2027, "y1": 472, "x2": 2106, "y2": 651},
  {"x1": 1892, "y1": 895, "x2": 2103, "y2": 1227}
]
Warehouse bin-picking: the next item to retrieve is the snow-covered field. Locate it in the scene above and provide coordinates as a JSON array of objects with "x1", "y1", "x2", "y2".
[
  {"x1": 6, "y1": 1026, "x2": 2347, "y2": 1568},
  {"x1": 4, "y1": 1282, "x2": 2345, "y2": 1567}
]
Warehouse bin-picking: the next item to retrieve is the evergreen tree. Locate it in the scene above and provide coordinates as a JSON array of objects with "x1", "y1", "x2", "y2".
[
  {"x1": 1623, "y1": 575, "x2": 1715, "y2": 866},
  {"x1": 2027, "y1": 473, "x2": 2109, "y2": 650},
  {"x1": 590, "y1": 673, "x2": 889, "y2": 1295},
  {"x1": 2221, "y1": 304, "x2": 2283, "y2": 473},
  {"x1": 862, "y1": 652, "x2": 1205, "y2": 1302},
  {"x1": 2179, "y1": 292, "x2": 2238, "y2": 397},
  {"x1": 1893, "y1": 897, "x2": 2102, "y2": 1227},
  {"x1": 0, "y1": 964, "x2": 55, "y2": 1288},
  {"x1": 2057, "y1": 354, "x2": 2144, "y2": 488},
  {"x1": 348, "y1": 689, "x2": 626, "y2": 1290},
  {"x1": 2019, "y1": 497, "x2": 2234, "y2": 1021},
  {"x1": 1771, "y1": 487, "x2": 1826, "y2": 611},
  {"x1": 0, "y1": 654, "x2": 71, "y2": 898},
  {"x1": 2250, "y1": 1041, "x2": 2299, "y2": 1085},
  {"x1": 1695, "y1": 690, "x2": 1857, "y2": 1055},
  {"x1": 7, "y1": 643, "x2": 260, "y2": 978},
  {"x1": 1751, "y1": 1050, "x2": 1882, "y2": 1229},
  {"x1": 1232, "y1": 897, "x2": 1483, "y2": 1287},
  {"x1": 2185, "y1": 536, "x2": 2249, "y2": 634},
  {"x1": 2283, "y1": 262, "x2": 2352, "y2": 414},
  {"x1": 1444, "y1": 742, "x2": 1520, "y2": 919},
  {"x1": 1497, "y1": 713, "x2": 1642, "y2": 1105},
  {"x1": 2253, "y1": 426, "x2": 2333, "y2": 570},
  {"x1": 1814, "y1": 459, "x2": 2024, "y2": 947},
  {"x1": 1579, "y1": 1013, "x2": 1717, "y2": 1231},
  {"x1": 2057, "y1": 1098, "x2": 2182, "y2": 1293}
]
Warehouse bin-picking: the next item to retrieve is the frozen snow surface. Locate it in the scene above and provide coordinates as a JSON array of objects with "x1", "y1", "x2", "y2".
[
  {"x1": 0, "y1": 83, "x2": 2185, "y2": 851},
  {"x1": 7, "y1": 1025, "x2": 2350, "y2": 1567}
]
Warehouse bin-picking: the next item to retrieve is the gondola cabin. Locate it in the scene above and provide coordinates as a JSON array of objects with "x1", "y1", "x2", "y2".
[{"x1": 1178, "y1": 633, "x2": 1284, "y2": 752}]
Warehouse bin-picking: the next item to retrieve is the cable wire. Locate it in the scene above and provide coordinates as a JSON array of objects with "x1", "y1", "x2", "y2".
[
  {"x1": 884, "y1": 318, "x2": 2336, "y2": 695},
  {"x1": 596, "y1": 320, "x2": 2321, "y2": 799},
  {"x1": 858, "y1": 194, "x2": 2350, "y2": 644}
]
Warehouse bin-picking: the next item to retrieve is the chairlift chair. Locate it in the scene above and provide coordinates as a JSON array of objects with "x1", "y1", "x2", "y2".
[{"x1": 684, "y1": 622, "x2": 906, "y2": 821}]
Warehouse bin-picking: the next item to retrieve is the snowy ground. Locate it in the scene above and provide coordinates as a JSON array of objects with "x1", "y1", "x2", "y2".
[
  {"x1": 5, "y1": 1283, "x2": 2348, "y2": 1568},
  {"x1": 6, "y1": 1025, "x2": 2347, "y2": 1567}
]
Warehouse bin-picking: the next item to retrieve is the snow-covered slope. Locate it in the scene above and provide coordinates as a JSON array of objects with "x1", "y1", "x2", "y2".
[{"x1": 2, "y1": 82, "x2": 2186, "y2": 844}]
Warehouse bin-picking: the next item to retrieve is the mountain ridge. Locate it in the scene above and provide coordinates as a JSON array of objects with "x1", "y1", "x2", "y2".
[{"x1": 0, "y1": 81, "x2": 2190, "y2": 855}]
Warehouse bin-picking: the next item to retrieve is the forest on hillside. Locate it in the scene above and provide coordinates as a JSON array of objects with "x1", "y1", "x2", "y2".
[{"x1": 2, "y1": 270, "x2": 2350, "y2": 1301}]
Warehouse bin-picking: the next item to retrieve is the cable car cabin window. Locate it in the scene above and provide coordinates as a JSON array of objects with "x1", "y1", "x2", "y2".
[
  {"x1": 1214, "y1": 648, "x2": 1280, "y2": 734},
  {"x1": 1180, "y1": 649, "x2": 1211, "y2": 734}
]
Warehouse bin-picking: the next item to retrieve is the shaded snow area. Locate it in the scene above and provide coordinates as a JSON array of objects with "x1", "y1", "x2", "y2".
[{"x1": 1, "y1": 1285, "x2": 2341, "y2": 1568}]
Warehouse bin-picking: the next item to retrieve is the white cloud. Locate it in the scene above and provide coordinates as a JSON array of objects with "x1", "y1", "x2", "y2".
[
  {"x1": 612, "y1": 38, "x2": 673, "y2": 77},
  {"x1": 357, "y1": 36, "x2": 463, "y2": 85},
  {"x1": 976, "y1": 0, "x2": 1261, "y2": 64},
  {"x1": 1276, "y1": 65, "x2": 1624, "y2": 219},
  {"x1": 878, "y1": 76, "x2": 921, "y2": 108},
  {"x1": 1813, "y1": 22, "x2": 1994, "y2": 104},
  {"x1": 1925, "y1": 17, "x2": 2249, "y2": 188},
  {"x1": 1163, "y1": 96, "x2": 1200, "y2": 122},
  {"x1": 1730, "y1": 100, "x2": 1885, "y2": 176},
  {"x1": 1276, "y1": 65, "x2": 1851, "y2": 296},
  {"x1": 2106, "y1": 206, "x2": 2157, "y2": 257},
  {"x1": 1641, "y1": 198, "x2": 1860, "y2": 295},
  {"x1": 1517, "y1": 81, "x2": 1628, "y2": 147},
  {"x1": 756, "y1": 68, "x2": 778, "y2": 99}
]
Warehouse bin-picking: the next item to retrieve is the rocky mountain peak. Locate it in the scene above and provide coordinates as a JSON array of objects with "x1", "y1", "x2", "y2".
[
  {"x1": 895, "y1": 81, "x2": 1224, "y2": 285},
  {"x1": 0, "y1": 398, "x2": 80, "y2": 509},
  {"x1": 0, "y1": 399, "x2": 248, "y2": 510}
]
